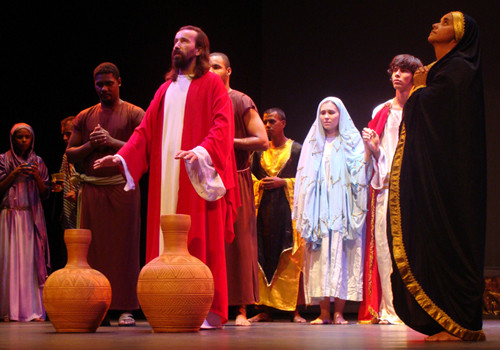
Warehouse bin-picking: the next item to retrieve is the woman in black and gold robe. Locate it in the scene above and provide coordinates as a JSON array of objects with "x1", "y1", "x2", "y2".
[{"x1": 388, "y1": 11, "x2": 486, "y2": 341}]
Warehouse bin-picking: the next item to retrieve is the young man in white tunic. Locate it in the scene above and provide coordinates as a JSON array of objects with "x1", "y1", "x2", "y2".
[{"x1": 359, "y1": 54, "x2": 422, "y2": 325}]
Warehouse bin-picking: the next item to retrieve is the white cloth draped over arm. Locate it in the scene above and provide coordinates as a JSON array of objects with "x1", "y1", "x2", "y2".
[
  {"x1": 117, "y1": 154, "x2": 136, "y2": 191},
  {"x1": 184, "y1": 145, "x2": 226, "y2": 201}
]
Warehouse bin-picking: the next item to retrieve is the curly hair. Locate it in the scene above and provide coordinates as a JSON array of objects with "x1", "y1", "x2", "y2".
[{"x1": 387, "y1": 54, "x2": 423, "y2": 75}]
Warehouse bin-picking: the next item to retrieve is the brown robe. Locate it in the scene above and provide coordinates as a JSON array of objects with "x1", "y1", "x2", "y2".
[
  {"x1": 225, "y1": 89, "x2": 259, "y2": 305},
  {"x1": 72, "y1": 100, "x2": 144, "y2": 310}
]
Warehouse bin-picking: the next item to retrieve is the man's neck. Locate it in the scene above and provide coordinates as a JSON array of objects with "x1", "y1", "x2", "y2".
[
  {"x1": 393, "y1": 89, "x2": 410, "y2": 109},
  {"x1": 271, "y1": 134, "x2": 288, "y2": 148},
  {"x1": 180, "y1": 60, "x2": 197, "y2": 76},
  {"x1": 100, "y1": 99, "x2": 120, "y2": 110}
]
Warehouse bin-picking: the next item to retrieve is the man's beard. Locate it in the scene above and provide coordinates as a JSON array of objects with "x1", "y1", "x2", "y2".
[{"x1": 172, "y1": 51, "x2": 195, "y2": 71}]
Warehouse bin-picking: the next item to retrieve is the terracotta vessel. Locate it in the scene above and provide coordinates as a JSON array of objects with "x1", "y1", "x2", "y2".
[
  {"x1": 42, "y1": 229, "x2": 112, "y2": 332},
  {"x1": 137, "y1": 214, "x2": 214, "y2": 332}
]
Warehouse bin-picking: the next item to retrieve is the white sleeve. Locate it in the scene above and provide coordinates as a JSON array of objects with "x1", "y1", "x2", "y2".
[
  {"x1": 116, "y1": 154, "x2": 136, "y2": 191},
  {"x1": 370, "y1": 146, "x2": 389, "y2": 190},
  {"x1": 184, "y1": 146, "x2": 226, "y2": 201}
]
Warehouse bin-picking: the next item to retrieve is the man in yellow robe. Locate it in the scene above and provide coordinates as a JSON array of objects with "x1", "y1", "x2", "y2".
[{"x1": 249, "y1": 108, "x2": 304, "y2": 322}]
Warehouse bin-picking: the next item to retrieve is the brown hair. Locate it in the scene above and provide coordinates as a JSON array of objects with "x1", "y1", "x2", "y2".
[
  {"x1": 166, "y1": 25, "x2": 210, "y2": 81},
  {"x1": 387, "y1": 54, "x2": 423, "y2": 76},
  {"x1": 61, "y1": 116, "x2": 75, "y2": 129}
]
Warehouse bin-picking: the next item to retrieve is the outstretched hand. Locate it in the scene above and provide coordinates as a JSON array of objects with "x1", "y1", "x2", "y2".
[
  {"x1": 175, "y1": 150, "x2": 198, "y2": 164},
  {"x1": 94, "y1": 155, "x2": 121, "y2": 169}
]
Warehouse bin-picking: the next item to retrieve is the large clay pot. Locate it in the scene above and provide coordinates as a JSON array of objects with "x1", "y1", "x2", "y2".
[
  {"x1": 137, "y1": 214, "x2": 214, "y2": 332},
  {"x1": 42, "y1": 229, "x2": 112, "y2": 332}
]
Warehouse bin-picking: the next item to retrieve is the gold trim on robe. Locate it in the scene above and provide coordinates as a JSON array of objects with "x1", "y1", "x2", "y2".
[
  {"x1": 389, "y1": 123, "x2": 485, "y2": 341},
  {"x1": 252, "y1": 139, "x2": 304, "y2": 311},
  {"x1": 358, "y1": 190, "x2": 380, "y2": 324}
]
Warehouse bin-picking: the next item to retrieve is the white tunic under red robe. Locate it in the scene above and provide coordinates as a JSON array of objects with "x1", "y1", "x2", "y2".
[{"x1": 358, "y1": 101, "x2": 402, "y2": 324}]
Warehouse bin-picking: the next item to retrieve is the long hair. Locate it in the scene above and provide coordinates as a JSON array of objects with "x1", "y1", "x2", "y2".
[{"x1": 166, "y1": 25, "x2": 210, "y2": 82}]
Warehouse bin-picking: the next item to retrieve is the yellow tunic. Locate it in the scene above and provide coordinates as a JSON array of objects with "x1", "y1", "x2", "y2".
[{"x1": 252, "y1": 139, "x2": 303, "y2": 311}]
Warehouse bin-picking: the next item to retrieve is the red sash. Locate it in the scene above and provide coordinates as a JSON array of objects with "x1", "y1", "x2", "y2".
[{"x1": 358, "y1": 104, "x2": 390, "y2": 323}]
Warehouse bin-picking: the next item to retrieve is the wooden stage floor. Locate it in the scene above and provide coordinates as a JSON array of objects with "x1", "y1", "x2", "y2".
[{"x1": 1, "y1": 316, "x2": 500, "y2": 349}]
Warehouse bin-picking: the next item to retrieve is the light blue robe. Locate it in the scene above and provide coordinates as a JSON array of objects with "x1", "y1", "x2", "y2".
[{"x1": 293, "y1": 97, "x2": 370, "y2": 302}]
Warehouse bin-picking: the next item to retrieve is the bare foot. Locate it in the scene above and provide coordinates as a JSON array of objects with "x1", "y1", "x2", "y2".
[
  {"x1": 235, "y1": 314, "x2": 251, "y2": 326},
  {"x1": 32, "y1": 318, "x2": 45, "y2": 322},
  {"x1": 310, "y1": 317, "x2": 332, "y2": 325},
  {"x1": 425, "y1": 331, "x2": 462, "y2": 342},
  {"x1": 333, "y1": 313, "x2": 348, "y2": 325},
  {"x1": 248, "y1": 312, "x2": 273, "y2": 323},
  {"x1": 378, "y1": 319, "x2": 390, "y2": 325},
  {"x1": 293, "y1": 314, "x2": 307, "y2": 323}
]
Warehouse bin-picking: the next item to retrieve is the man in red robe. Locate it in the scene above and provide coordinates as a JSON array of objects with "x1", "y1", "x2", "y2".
[{"x1": 94, "y1": 25, "x2": 238, "y2": 329}]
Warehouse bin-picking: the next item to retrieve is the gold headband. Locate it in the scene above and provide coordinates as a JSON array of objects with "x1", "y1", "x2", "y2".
[{"x1": 451, "y1": 11, "x2": 465, "y2": 42}]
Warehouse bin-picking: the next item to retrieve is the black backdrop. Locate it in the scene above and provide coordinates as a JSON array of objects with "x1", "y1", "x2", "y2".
[{"x1": 1, "y1": 1, "x2": 498, "y2": 270}]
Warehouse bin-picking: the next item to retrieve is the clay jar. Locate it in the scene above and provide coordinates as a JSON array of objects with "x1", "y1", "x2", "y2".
[
  {"x1": 137, "y1": 214, "x2": 214, "y2": 332},
  {"x1": 42, "y1": 229, "x2": 112, "y2": 332}
]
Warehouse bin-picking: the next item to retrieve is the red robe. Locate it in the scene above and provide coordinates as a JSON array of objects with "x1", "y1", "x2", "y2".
[
  {"x1": 118, "y1": 72, "x2": 239, "y2": 323},
  {"x1": 358, "y1": 104, "x2": 390, "y2": 323}
]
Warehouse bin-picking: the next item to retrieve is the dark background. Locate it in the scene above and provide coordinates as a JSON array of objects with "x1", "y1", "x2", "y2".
[{"x1": 1, "y1": 1, "x2": 498, "y2": 271}]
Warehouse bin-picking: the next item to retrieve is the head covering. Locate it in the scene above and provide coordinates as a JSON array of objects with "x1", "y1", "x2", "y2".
[
  {"x1": 451, "y1": 11, "x2": 465, "y2": 42},
  {"x1": 307, "y1": 97, "x2": 363, "y2": 153},
  {"x1": 433, "y1": 12, "x2": 481, "y2": 71},
  {"x1": 293, "y1": 97, "x2": 368, "y2": 248},
  {"x1": 10, "y1": 122, "x2": 36, "y2": 164},
  {"x1": 424, "y1": 11, "x2": 482, "y2": 97}
]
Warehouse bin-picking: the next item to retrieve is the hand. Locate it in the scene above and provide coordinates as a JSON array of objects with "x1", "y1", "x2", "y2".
[
  {"x1": 13, "y1": 163, "x2": 33, "y2": 178},
  {"x1": 259, "y1": 176, "x2": 285, "y2": 190},
  {"x1": 30, "y1": 162, "x2": 41, "y2": 179},
  {"x1": 175, "y1": 150, "x2": 198, "y2": 164},
  {"x1": 64, "y1": 190, "x2": 77, "y2": 202},
  {"x1": 413, "y1": 66, "x2": 430, "y2": 87},
  {"x1": 362, "y1": 128, "x2": 380, "y2": 155},
  {"x1": 93, "y1": 155, "x2": 121, "y2": 169},
  {"x1": 51, "y1": 183, "x2": 63, "y2": 192},
  {"x1": 89, "y1": 124, "x2": 113, "y2": 147}
]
